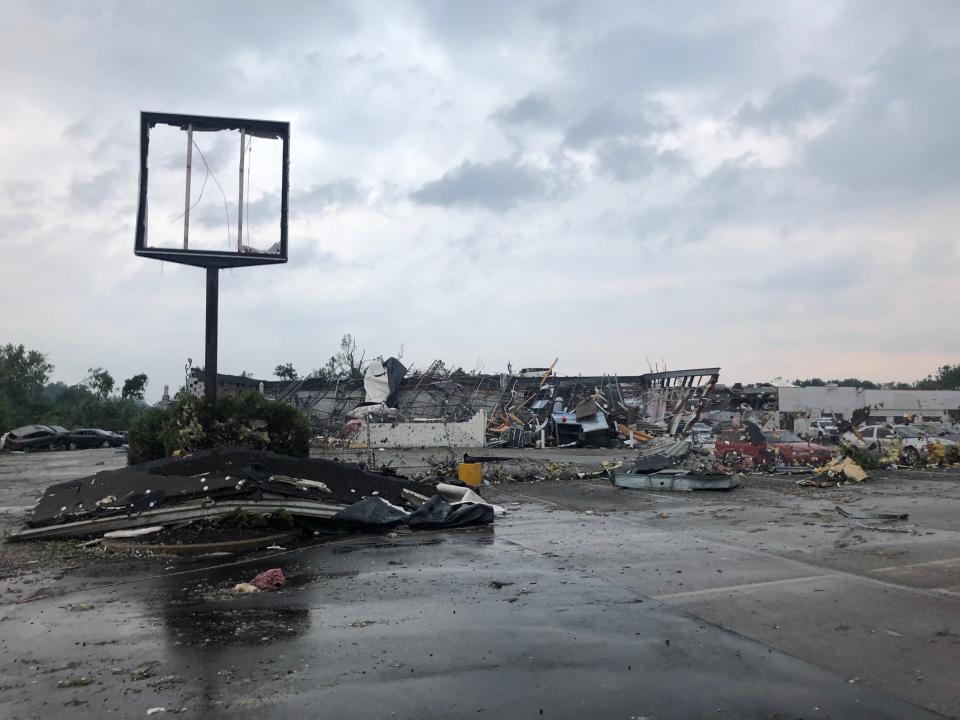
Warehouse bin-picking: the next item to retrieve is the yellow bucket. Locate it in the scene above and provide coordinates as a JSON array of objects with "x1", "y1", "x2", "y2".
[{"x1": 457, "y1": 462, "x2": 482, "y2": 487}]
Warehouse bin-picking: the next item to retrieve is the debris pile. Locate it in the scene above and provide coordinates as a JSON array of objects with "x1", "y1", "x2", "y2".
[
  {"x1": 486, "y1": 367, "x2": 720, "y2": 449},
  {"x1": 10, "y1": 447, "x2": 496, "y2": 543},
  {"x1": 611, "y1": 436, "x2": 740, "y2": 492}
]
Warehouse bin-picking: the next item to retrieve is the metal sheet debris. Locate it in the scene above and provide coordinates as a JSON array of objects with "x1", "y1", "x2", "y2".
[{"x1": 613, "y1": 470, "x2": 740, "y2": 492}]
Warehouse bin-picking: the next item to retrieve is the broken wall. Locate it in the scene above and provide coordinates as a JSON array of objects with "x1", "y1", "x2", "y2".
[{"x1": 356, "y1": 411, "x2": 487, "y2": 448}]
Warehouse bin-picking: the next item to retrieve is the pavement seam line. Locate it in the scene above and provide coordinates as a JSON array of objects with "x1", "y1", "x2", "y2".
[
  {"x1": 869, "y1": 556, "x2": 960, "y2": 573},
  {"x1": 653, "y1": 574, "x2": 829, "y2": 600},
  {"x1": 494, "y1": 488, "x2": 960, "y2": 605}
]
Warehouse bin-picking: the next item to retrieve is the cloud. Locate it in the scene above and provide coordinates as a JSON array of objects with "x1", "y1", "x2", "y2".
[
  {"x1": 595, "y1": 141, "x2": 687, "y2": 182},
  {"x1": 564, "y1": 100, "x2": 671, "y2": 148},
  {"x1": 410, "y1": 158, "x2": 549, "y2": 211},
  {"x1": 69, "y1": 169, "x2": 122, "y2": 208},
  {"x1": 570, "y1": 19, "x2": 765, "y2": 100},
  {"x1": 737, "y1": 74, "x2": 845, "y2": 129},
  {"x1": 297, "y1": 179, "x2": 367, "y2": 212},
  {"x1": 804, "y1": 41, "x2": 960, "y2": 198},
  {"x1": 2, "y1": 1, "x2": 960, "y2": 396},
  {"x1": 493, "y1": 93, "x2": 555, "y2": 125}
]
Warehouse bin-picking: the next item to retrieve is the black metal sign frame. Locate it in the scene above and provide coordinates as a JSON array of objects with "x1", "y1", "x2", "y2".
[
  {"x1": 133, "y1": 112, "x2": 290, "y2": 401},
  {"x1": 134, "y1": 111, "x2": 290, "y2": 269}
]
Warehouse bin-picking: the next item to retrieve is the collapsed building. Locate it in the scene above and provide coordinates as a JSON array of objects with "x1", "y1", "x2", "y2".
[
  {"x1": 185, "y1": 367, "x2": 960, "y2": 447},
  {"x1": 187, "y1": 364, "x2": 721, "y2": 448}
]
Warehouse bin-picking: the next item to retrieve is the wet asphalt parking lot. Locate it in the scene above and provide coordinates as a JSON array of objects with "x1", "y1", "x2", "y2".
[{"x1": 0, "y1": 448, "x2": 958, "y2": 718}]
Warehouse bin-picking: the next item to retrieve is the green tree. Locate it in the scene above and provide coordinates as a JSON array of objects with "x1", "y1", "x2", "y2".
[
  {"x1": 0, "y1": 343, "x2": 53, "y2": 428},
  {"x1": 121, "y1": 373, "x2": 149, "y2": 400},
  {"x1": 794, "y1": 377, "x2": 879, "y2": 389},
  {"x1": 274, "y1": 363, "x2": 299, "y2": 382},
  {"x1": 916, "y1": 364, "x2": 960, "y2": 390},
  {"x1": 86, "y1": 367, "x2": 115, "y2": 401},
  {"x1": 0, "y1": 343, "x2": 53, "y2": 407}
]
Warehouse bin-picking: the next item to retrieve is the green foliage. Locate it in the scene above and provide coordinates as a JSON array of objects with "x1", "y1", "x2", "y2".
[
  {"x1": 796, "y1": 366, "x2": 960, "y2": 391},
  {"x1": 0, "y1": 343, "x2": 54, "y2": 427},
  {"x1": 793, "y1": 377, "x2": 879, "y2": 389},
  {"x1": 0, "y1": 343, "x2": 54, "y2": 406},
  {"x1": 40, "y1": 385, "x2": 142, "y2": 432},
  {"x1": 86, "y1": 367, "x2": 115, "y2": 400},
  {"x1": 121, "y1": 373, "x2": 149, "y2": 400},
  {"x1": 126, "y1": 391, "x2": 310, "y2": 464},
  {"x1": 838, "y1": 442, "x2": 882, "y2": 470},
  {"x1": 916, "y1": 364, "x2": 960, "y2": 390},
  {"x1": 126, "y1": 407, "x2": 169, "y2": 464},
  {"x1": 0, "y1": 343, "x2": 148, "y2": 433},
  {"x1": 274, "y1": 363, "x2": 298, "y2": 382}
]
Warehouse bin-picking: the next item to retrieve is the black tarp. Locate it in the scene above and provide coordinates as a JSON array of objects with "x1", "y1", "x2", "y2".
[
  {"x1": 384, "y1": 357, "x2": 407, "y2": 408},
  {"x1": 332, "y1": 496, "x2": 410, "y2": 528},
  {"x1": 407, "y1": 495, "x2": 494, "y2": 530}
]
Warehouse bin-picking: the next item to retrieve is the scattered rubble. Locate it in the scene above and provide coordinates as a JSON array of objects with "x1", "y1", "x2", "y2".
[
  {"x1": 836, "y1": 506, "x2": 914, "y2": 533},
  {"x1": 250, "y1": 568, "x2": 286, "y2": 590}
]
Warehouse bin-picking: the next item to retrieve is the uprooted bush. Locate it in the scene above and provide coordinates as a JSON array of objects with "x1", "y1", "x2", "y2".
[
  {"x1": 127, "y1": 392, "x2": 310, "y2": 464},
  {"x1": 837, "y1": 442, "x2": 882, "y2": 470}
]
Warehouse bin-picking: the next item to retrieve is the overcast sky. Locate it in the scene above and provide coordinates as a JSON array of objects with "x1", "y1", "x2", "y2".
[{"x1": 2, "y1": 1, "x2": 959, "y2": 400}]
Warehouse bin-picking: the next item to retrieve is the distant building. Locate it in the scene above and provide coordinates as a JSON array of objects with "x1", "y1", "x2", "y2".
[
  {"x1": 778, "y1": 386, "x2": 960, "y2": 423},
  {"x1": 157, "y1": 384, "x2": 172, "y2": 409}
]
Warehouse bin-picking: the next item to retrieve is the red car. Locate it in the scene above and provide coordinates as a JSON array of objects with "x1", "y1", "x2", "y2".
[{"x1": 715, "y1": 428, "x2": 832, "y2": 468}]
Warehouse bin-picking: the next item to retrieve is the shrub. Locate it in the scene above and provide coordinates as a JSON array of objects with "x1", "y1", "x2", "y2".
[
  {"x1": 126, "y1": 407, "x2": 169, "y2": 465},
  {"x1": 126, "y1": 392, "x2": 310, "y2": 464},
  {"x1": 838, "y1": 442, "x2": 882, "y2": 470}
]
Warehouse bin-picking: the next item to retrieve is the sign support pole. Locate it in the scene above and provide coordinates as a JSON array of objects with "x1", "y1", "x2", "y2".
[{"x1": 204, "y1": 267, "x2": 219, "y2": 402}]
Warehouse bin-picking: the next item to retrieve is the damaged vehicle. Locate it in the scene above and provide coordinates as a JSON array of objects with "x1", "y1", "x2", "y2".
[
  {"x1": 687, "y1": 422, "x2": 716, "y2": 449},
  {"x1": 798, "y1": 418, "x2": 840, "y2": 443},
  {"x1": 1, "y1": 425, "x2": 68, "y2": 452},
  {"x1": 915, "y1": 422, "x2": 960, "y2": 443},
  {"x1": 715, "y1": 427, "x2": 832, "y2": 469},
  {"x1": 850, "y1": 424, "x2": 932, "y2": 464}
]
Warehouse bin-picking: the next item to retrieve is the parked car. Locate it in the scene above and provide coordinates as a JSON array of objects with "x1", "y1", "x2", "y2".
[
  {"x1": 715, "y1": 428, "x2": 832, "y2": 468},
  {"x1": 2, "y1": 425, "x2": 69, "y2": 452},
  {"x1": 851, "y1": 424, "x2": 930, "y2": 464},
  {"x1": 65, "y1": 428, "x2": 125, "y2": 450}
]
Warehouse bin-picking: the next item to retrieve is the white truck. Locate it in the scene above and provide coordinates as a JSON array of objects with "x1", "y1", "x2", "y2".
[{"x1": 796, "y1": 418, "x2": 840, "y2": 442}]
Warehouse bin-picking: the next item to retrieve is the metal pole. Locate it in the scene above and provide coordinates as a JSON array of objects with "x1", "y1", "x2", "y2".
[
  {"x1": 237, "y1": 129, "x2": 245, "y2": 252},
  {"x1": 204, "y1": 267, "x2": 219, "y2": 402},
  {"x1": 183, "y1": 124, "x2": 193, "y2": 249}
]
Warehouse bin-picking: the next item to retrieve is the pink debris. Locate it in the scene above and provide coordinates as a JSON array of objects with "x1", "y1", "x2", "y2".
[{"x1": 250, "y1": 568, "x2": 286, "y2": 591}]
